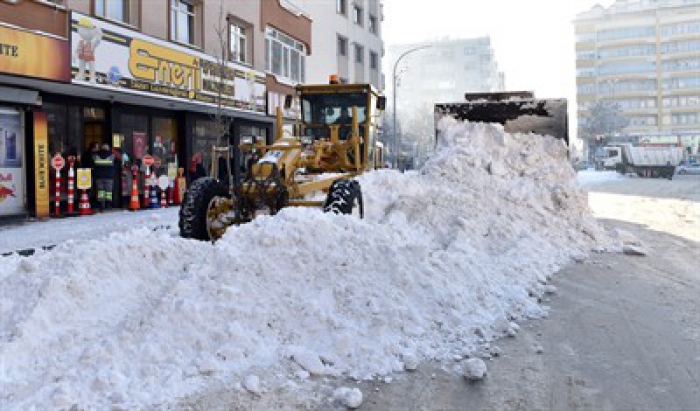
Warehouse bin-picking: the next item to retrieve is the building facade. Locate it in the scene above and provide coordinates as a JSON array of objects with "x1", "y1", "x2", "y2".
[
  {"x1": 295, "y1": 0, "x2": 384, "y2": 90},
  {"x1": 386, "y1": 36, "x2": 505, "y2": 168},
  {"x1": 575, "y1": 0, "x2": 700, "y2": 159},
  {"x1": 0, "y1": 0, "x2": 311, "y2": 218}
]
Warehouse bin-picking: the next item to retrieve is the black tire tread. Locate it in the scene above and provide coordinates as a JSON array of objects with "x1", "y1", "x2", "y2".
[
  {"x1": 323, "y1": 179, "x2": 363, "y2": 217},
  {"x1": 179, "y1": 177, "x2": 229, "y2": 240}
]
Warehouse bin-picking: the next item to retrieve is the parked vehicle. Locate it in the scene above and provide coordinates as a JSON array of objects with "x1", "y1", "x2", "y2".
[
  {"x1": 677, "y1": 163, "x2": 700, "y2": 175},
  {"x1": 615, "y1": 144, "x2": 683, "y2": 179}
]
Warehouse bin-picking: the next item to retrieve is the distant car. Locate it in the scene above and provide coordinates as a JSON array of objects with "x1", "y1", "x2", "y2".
[{"x1": 676, "y1": 163, "x2": 700, "y2": 175}]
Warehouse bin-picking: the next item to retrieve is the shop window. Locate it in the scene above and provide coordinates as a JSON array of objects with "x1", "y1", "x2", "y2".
[
  {"x1": 193, "y1": 119, "x2": 218, "y2": 177},
  {"x1": 119, "y1": 112, "x2": 148, "y2": 162},
  {"x1": 170, "y1": 0, "x2": 195, "y2": 45},
  {"x1": 152, "y1": 117, "x2": 178, "y2": 177}
]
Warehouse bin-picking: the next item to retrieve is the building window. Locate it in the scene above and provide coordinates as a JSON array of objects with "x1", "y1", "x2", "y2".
[
  {"x1": 355, "y1": 44, "x2": 363, "y2": 64},
  {"x1": 229, "y1": 22, "x2": 247, "y2": 64},
  {"x1": 353, "y1": 5, "x2": 363, "y2": 26},
  {"x1": 337, "y1": 0, "x2": 347, "y2": 15},
  {"x1": 265, "y1": 27, "x2": 306, "y2": 83},
  {"x1": 337, "y1": 35, "x2": 348, "y2": 57},
  {"x1": 370, "y1": 50, "x2": 378, "y2": 70},
  {"x1": 170, "y1": 0, "x2": 195, "y2": 45},
  {"x1": 369, "y1": 14, "x2": 377, "y2": 34},
  {"x1": 94, "y1": 0, "x2": 128, "y2": 23}
]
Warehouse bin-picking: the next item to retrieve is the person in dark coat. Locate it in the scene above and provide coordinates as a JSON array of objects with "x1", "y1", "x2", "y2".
[
  {"x1": 93, "y1": 143, "x2": 116, "y2": 211},
  {"x1": 189, "y1": 152, "x2": 206, "y2": 182}
]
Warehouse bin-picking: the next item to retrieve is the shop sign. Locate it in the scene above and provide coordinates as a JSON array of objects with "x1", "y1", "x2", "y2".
[
  {"x1": 70, "y1": 12, "x2": 266, "y2": 114},
  {"x1": 0, "y1": 108, "x2": 25, "y2": 216},
  {"x1": 0, "y1": 25, "x2": 71, "y2": 83},
  {"x1": 77, "y1": 168, "x2": 92, "y2": 190},
  {"x1": 143, "y1": 155, "x2": 154, "y2": 167},
  {"x1": 33, "y1": 112, "x2": 50, "y2": 218}
]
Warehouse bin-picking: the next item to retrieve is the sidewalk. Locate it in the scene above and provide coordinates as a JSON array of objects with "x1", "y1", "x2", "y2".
[{"x1": 0, "y1": 208, "x2": 179, "y2": 255}]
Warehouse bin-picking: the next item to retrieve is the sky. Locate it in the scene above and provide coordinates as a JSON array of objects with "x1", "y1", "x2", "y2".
[{"x1": 382, "y1": 0, "x2": 615, "y2": 105}]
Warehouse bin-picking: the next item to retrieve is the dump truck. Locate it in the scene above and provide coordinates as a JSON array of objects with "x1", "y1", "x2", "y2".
[
  {"x1": 179, "y1": 81, "x2": 386, "y2": 241},
  {"x1": 615, "y1": 144, "x2": 683, "y2": 178},
  {"x1": 435, "y1": 91, "x2": 569, "y2": 145}
]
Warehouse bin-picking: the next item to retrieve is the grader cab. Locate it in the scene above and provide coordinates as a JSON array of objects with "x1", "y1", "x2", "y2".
[{"x1": 179, "y1": 82, "x2": 386, "y2": 241}]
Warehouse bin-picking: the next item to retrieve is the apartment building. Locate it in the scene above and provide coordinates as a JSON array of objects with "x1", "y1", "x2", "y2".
[
  {"x1": 388, "y1": 36, "x2": 505, "y2": 112},
  {"x1": 0, "y1": 0, "x2": 311, "y2": 218},
  {"x1": 295, "y1": 0, "x2": 384, "y2": 90},
  {"x1": 575, "y1": 0, "x2": 700, "y2": 158},
  {"x1": 386, "y1": 36, "x2": 505, "y2": 167}
]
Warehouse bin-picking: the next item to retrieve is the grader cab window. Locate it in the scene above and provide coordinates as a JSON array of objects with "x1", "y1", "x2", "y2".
[{"x1": 301, "y1": 93, "x2": 368, "y2": 140}]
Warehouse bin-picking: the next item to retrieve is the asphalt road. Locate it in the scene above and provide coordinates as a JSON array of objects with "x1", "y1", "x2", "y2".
[
  {"x1": 353, "y1": 175, "x2": 700, "y2": 411},
  {"x1": 353, "y1": 220, "x2": 699, "y2": 411}
]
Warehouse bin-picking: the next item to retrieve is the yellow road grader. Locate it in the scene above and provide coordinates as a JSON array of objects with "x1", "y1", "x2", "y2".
[{"x1": 179, "y1": 81, "x2": 386, "y2": 241}]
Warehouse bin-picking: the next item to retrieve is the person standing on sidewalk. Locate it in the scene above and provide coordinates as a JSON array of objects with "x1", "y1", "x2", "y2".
[{"x1": 93, "y1": 143, "x2": 116, "y2": 211}]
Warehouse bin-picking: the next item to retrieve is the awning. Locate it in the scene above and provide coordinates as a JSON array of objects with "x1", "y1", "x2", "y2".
[{"x1": 0, "y1": 85, "x2": 41, "y2": 105}]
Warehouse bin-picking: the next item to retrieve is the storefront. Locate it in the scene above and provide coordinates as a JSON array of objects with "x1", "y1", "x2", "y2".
[
  {"x1": 61, "y1": 12, "x2": 272, "y2": 209},
  {"x1": 0, "y1": 23, "x2": 70, "y2": 218}
]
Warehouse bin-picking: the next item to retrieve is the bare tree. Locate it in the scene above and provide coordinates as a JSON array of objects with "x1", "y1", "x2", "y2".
[{"x1": 206, "y1": 0, "x2": 237, "y2": 185}]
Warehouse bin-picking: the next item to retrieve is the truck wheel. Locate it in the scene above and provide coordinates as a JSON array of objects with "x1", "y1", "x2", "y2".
[
  {"x1": 179, "y1": 177, "x2": 229, "y2": 241},
  {"x1": 323, "y1": 179, "x2": 364, "y2": 218}
]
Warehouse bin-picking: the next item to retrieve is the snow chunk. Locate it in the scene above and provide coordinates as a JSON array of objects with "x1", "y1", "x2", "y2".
[
  {"x1": 333, "y1": 387, "x2": 363, "y2": 409},
  {"x1": 462, "y1": 358, "x2": 488, "y2": 380},
  {"x1": 243, "y1": 375, "x2": 262, "y2": 394}
]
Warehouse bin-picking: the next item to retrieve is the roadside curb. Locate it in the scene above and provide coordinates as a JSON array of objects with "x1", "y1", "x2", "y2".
[{"x1": 0, "y1": 224, "x2": 172, "y2": 258}]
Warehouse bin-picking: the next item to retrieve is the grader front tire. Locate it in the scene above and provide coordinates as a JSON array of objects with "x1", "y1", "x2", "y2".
[{"x1": 179, "y1": 177, "x2": 229, "y2": 241}]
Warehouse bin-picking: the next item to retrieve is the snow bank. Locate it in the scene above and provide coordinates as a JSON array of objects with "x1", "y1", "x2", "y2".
[
  {"x1": 577, "y1": 169, "x2": 626, "y2": 188},
  {"x1": 0, "y1": 119, "x2": 612, "y2": 409}
]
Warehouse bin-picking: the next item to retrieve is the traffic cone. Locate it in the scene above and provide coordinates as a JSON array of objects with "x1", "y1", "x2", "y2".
[
  {"x1": 129, "y1": 171, "x2": 140, "y2": 211},
  {"x1": 160, "y1": 189, "x2": 167, "y2": 208},
  {"x1": 79, "y1": 189, "x2": 92, "y2": 215}
]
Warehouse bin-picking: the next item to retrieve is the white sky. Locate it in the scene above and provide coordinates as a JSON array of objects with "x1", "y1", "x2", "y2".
[{"x1": 382, "y1": 0, "x2": 615, "y2": 105}]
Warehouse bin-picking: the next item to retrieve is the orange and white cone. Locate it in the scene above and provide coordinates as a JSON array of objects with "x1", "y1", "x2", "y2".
[
  {"x1": 129, "y1": 168, "x2": 140, "y2": 211},
  {"x1": 79, "y1": 189, "x2": 92, "y2": 216}
]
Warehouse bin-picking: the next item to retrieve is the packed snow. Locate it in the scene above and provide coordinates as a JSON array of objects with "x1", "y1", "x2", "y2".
[
  {"x1": 0, "y1": 208, "x2": 178, "y2": 255},
  {"x1": 0, "y1": 119, "x2": 616, "y2": 409},
  {"x1": 577, "y1": 169, "x2": 626, "y2": 188}
]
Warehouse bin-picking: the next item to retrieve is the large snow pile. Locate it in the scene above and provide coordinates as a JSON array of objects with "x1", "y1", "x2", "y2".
[{"x1": 0, "y1": 119, "x2": 612, "y2": 409}]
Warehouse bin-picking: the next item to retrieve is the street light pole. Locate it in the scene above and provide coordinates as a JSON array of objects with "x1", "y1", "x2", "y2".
[{"x1": 392, "y1": 45, "x2": 431, "y2": 169}]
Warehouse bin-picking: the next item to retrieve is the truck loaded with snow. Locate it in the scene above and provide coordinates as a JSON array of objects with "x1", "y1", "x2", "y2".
[{"x1": 614, "y1": 144, "x2": 683, "y2": 179}]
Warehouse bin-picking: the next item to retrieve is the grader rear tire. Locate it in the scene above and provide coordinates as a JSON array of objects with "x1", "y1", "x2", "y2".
[
  {"x1": 179, "y1": 177, "x2": 229, "y2": 241},
  {"x1": 323, "y1": 179, "x2": 363, "y2": 218}
]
